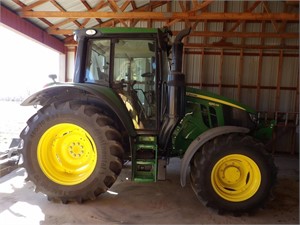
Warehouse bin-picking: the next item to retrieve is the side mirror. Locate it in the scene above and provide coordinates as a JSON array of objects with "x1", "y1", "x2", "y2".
[{"x1": 48, "y1": 74, "x2": 57, "y2": 83}]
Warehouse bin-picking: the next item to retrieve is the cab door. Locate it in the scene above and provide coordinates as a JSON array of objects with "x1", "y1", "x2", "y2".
[{"x1": 112, "y1": 39, "x2": 157, "y2": 130}]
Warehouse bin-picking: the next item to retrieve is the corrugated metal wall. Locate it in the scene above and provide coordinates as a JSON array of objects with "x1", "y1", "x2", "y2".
[
  {"x1": 183, "y1": 49, "x2": 298, "y2": 114},
  {"x1": 177, "y1": 0, "x2": 299, "y2": 118}
]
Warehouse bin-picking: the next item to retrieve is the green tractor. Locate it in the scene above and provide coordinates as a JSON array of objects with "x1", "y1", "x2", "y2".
[{"x1": 20, "y1": 27, "x2": 276, "y2": 214}]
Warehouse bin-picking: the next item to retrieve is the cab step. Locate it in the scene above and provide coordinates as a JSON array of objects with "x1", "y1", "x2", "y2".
[{"x1": 132, "y1": 135, "x2": 157, "y2": 182}]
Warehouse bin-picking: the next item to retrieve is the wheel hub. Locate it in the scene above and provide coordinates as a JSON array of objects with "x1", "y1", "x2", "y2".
[
  {"x1": 223, "y1": 165, "x2": 241, "y2": 183},
  {"x1": 68, "y1": 142, "x2": 84, "y2": 158}
]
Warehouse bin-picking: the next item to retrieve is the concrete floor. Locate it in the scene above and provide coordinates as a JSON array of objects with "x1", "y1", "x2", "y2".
[{"x1": 0, "y1": 154, "x2": 299, "y2": 225}]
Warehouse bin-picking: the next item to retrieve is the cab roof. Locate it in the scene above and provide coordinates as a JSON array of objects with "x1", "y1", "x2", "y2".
[{"x1": 74, "y1": 27, "x2": 159, "y2": 40}]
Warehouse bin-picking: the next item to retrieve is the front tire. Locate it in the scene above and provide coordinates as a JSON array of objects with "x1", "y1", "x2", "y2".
[
  {"x1": 190, "y1": 133, "x2": 277, "y2": 214},
  {"x1": 20, "y1": 101, "x2": 124, "y2": 203}
]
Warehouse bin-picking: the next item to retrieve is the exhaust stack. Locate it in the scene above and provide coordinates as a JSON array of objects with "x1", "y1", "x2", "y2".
[{"x1": 159, "y1": 28, "x2": 191, "y2": 152}]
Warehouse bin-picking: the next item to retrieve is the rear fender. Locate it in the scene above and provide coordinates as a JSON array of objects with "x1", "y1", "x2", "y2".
[
  {"x1": 180, "y1": 126, "x2": 249, "y2": 187},
  {"x1": 21, "y1": 84, "x2": 136, "y2": 136}
]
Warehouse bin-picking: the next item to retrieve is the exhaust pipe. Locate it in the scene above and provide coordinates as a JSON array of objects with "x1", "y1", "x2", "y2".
[
  {"x1": 159, "y1": 28, "x2": 191, "y2": 152},
  {"x1": 168, "y1": 27, "x2": 191, "y2": 119},
  {"x1": 171, "y1": 28, "x2": 192, "y2": 72}
]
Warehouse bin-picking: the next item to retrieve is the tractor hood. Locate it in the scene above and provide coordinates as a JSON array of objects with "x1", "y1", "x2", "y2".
[{"x1": 186, "y1": 87, "x2": 256, "y2": 114}]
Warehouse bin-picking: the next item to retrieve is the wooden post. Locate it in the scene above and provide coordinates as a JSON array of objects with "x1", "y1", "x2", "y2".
[
  {"x1": 237, "y1": 49, "x2": 244, "y2": 102},
  {"x1": 275, "y1": 50, "x2": 284, "y2": 112},
  {"x1": 200, "y1": 48, "x2": 205, "y2": 88},
  {"x1": 256, "y1": 50, "x2": 263, "y2": 110},
  {"x1": 294, "y1": 67, "x2": 299, "y2": 115},
  {"x1": 218, "y1": 49, "x2": 224, "y2": 95}
]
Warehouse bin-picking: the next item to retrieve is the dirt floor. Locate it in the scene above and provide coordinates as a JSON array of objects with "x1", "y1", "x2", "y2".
[
  {"x1": 0, "y1": 100, "x2": 299, "y2": 225},
  {"x1": 0, "y1": 155, "x2": 299, "y2": 225}
]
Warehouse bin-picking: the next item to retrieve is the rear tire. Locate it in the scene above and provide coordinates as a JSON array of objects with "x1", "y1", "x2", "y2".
[
  {"x1": 190, "y1": 133, "x2": 277, "y2": 214},
  {"x1": 20, "y1": 101, "x2": 124, "y2": 203}
]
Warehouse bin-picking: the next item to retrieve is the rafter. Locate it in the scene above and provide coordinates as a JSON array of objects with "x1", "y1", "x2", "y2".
[
  {"x1": 20, "y1": 0, "x2": 49, "y2": 11},
  {"x1": 48, "y1": 1, "x2": 108, "y2": 31},
  {"x1": 63, "y1": 1, "x2": 169, "y2": 44},
  {"x1": 185, "y1": 43, "x2": 298, "y2": 50},
  {"x1": 12, "y1": 0, "x2": 54, "y2": 29},
  {"x1": 50, "y1": 28, "x2": 299, "y2": 39},
  {"x1": 262, "y1": 1, "x2": 279, "y2": 32},
  {"x1": 50, "y1": 0, "x2": 81, "y2": 28},
  {"x1": 107, "y1": 0, "x2": 128, "y2": 27},
  {"x1": 120, "y1": 0, "x2": 131, "y2": 11},
  {"x1": 189, "y1": 0, "x2": 213, "y2": 14},
  {"x1": 80, "y1": 0, "x2": 103, "y2": 25},
  {"x1": 20, "y1": 11, "x2": 299, "y2": 21},
  {"x1": 241, "y1": 1, "x2": 248, "y2": 46},
  {"x1": 11, "y1": 0, "x2": 294, "y2": 51},
  {"x1": 219, "y1": 1, "x2": 262, "y2": 43}
]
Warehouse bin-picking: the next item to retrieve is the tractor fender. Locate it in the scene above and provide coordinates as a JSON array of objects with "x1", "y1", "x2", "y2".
[
  {"x1": 180, "y1": 126, "x2": 249, "y2": 187},
  {"x1": 21, "y1": 84, "x2": 136, "y2": 136}
]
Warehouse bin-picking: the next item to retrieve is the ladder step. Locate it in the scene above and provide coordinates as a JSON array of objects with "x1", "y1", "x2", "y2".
[
  {"x1": 136, "y1": 144, "x2": 156, "y2": 150},
  {"x1": 136, "y1": 160, "x2": 156, "y2": 165},
  {"x1": 133, "y1": 135, "x2": 158, "y2": 182}
]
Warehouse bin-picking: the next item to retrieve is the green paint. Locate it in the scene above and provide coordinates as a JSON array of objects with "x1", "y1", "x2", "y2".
[{"x1": 95, "y1": 27, "x2": 158, "y2": 34}]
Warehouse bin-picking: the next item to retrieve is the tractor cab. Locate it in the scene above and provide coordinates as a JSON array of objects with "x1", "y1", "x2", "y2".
[{"x1": 75, "y1": 28, "x2": 171, "y2": 131}]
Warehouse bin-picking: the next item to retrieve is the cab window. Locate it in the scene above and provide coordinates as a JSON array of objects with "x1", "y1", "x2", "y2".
[
  {"x1": 85, "y1": 39, "x2": 110, "y2": 83},
  {"x1": 113, "y1": 39, "x2": 157, "y2": 130}
]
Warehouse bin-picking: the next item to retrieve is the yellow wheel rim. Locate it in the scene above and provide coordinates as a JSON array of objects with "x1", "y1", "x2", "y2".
[
  {"x1": 211, "y1": 154, "x2": 261, "y2": 202},
  {"x1": 37, "y1": 123, "x2": 97, "y2": 185}
]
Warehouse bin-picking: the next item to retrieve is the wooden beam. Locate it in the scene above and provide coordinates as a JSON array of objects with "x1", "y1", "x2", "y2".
[
  {"x1": 186, "y1": 83, "x2": 298, "y2": 91},
  {"x1": 120, "y1": 0, "x2": 131, "y2": 11},
  {"x1": 50, "y1": 0, "x2": 82, "y2": 28},
  {"x1": 49, "y1": 28, "x2": 299, "y2": 39},
  {"x1": 80, "y1": 0, "x2": 103, "y2": 25},
  {"x1": 279, "y1": 3, "x2": 290, "y2": 46},
  {"x1": 237, "y1": 49, "x2": 244, "y2": 101},
  {"x1": 20, "y1": 0, "x2": 49, "y2": 11},
  {"x1": 179, "y1": 1, "x2": 186, "y2": 12},
  {"x1": 294, "y1": 68, "x2": 299, "y2": 113},
  {"x1": 223, "y1": 1, "x2": 228, "y2": 36},
  {"x1": 189, "y1": 31, "x2": 299, "y2": 38},
  {"x1": 165, "y1": 0, "x2": 212, "y2": 27},
  {"x1": 131, "y1": 0, "x2": 137, "y2": 10},
  {"x1": 185, "y1": 43, "x2": 298, "y2": 50},
  {"x1": 185, "y1": 50, "x2": 299, "y2": 57},
  {"x1": 189, "y1": 0, "x2": 213, "y2": 13},
  {"x1": 200, "y1": 48, "x2": 205, "y2": 88},
  {"x1": 48, "y1": 1, "x2": 108, "y2": 31},
  {"x1": 275, "y1": 50, "x2": 284, "y2": 111},
  {"x1": 19, "y1": 11, "x2": 299, "y2": 21},
  {"x1": 262, "y1": 1, "x2": 279, "y2": 32},
  {"x1": 241, "y1": 1, "x2": 248, "y2": 46},
  {"x1": 12, "y1": 0, "x2": 56, "y2": 33},
  {"x1": 218, "y1": 49, "x2": 224, "y2": 95},
  {"x1": 219, "y1": 1, "x2": 262, "y2": 43},
  {"x1": 107, "y1": 0, "x2": 128, "y2": 27},
  {"x1": 255, "y1": 50, "x2": 263, "y2": 110},
  {"x1": 63, "y1": 1, "x2": 169, "y2": 44}
]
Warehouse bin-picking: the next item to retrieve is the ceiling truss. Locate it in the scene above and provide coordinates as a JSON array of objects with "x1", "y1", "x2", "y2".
[{"x1": 3, "y1": 0, "x2": 299, "y2": 49}]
